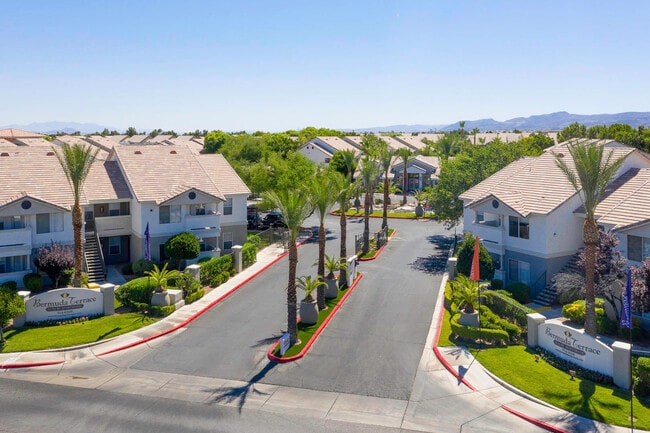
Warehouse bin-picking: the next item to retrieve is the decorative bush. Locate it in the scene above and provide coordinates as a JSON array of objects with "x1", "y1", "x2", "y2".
[
  {"x1": 150, "y1": 304, "x2": 176, "y2": 317},
  {"x1": 0, "y1": 281, "x2": 18, "y2": 291},
  {"x1": 33, "y1": 242, "x2": 74, "y2": 288},
  {"x1": 455, "y1": 232, "x2": 495, "y2": 281},
  {"x1": 246, "y1": 233, "x2": 261, "y2": 248},
  {"x1": 185, "y1": 289, "x2": 205, "y2": 304},
  {"x1": 164, "y1": 232, "x2": 200, "y2": 267},
  {"x1": 490, "y1": 279, "x2": 503, "y2": 291},
  {"x1": 478, "y1": 305, "x2": 522, "y2": 342},
  {"x1": 505, "y1": 282, "x2": 530, "y2": 304},
  {"x1": 536, "y1": 347, "x2": 613, "y2": 385},
  {"x1": 115, "y1": 277, "x2": 155, "y2": 308},
  {"x1": 450, "y1": 313, "x2": 509, "y2": 345},
  {"x1": 59, "y1": 268, "x2": 75, "y2": 287},
  {"x1": 22, "y1": 273, "x2": 43, "y2": 292},
  {"x1": 484, "y1": 290, "x2": 535, "y2": 329},
  {"x1": 634, "y1": 357, "x2": 650, "y2": 397},
  {"x1": 168, "y1": 272, "x2": 201, "y2": 297},
  {"x1": 132, "y1": 259, "x2": 155, "y2": 276},
  {"x1": 200, "y1": 254, "x2": 233, "y2": 287},
  {"x1": 242, "y1": 241, "x2": 258, "y2": 268}
]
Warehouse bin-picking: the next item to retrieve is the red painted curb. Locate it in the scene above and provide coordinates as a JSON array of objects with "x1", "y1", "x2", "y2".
[
  {"x1": 357, "y1": 229, "x2": 396, "y2": 261},
  {"x1": 0, "y1": 360, "x2": 64, "y2": 369},
  {"x1": 501, "y1": 405, "x2": 571, "y2": 433},
  {"x1": 267, "y1": 273, "x2": 364, "y2": 363},
  {"x1": 3, "y1": 240, "x2": 310, "y2": 368},
  {"x1": 431, "y1": 305, "x2": 477, "y2": 391}
]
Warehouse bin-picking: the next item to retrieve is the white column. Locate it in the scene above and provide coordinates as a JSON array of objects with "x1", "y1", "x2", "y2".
[{"x1": 526, "y1": 313, "x2": 547, "y2": 348}]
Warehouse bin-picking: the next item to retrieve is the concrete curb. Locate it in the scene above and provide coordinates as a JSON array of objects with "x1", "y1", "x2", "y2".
[{"x1": 267, "y1": 272, "x2": 364, "y2": 363}]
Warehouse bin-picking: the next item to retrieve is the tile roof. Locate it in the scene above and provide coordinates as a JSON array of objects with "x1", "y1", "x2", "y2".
[
  {"x1": 592, "y1": 168, "x2": 650, "y2": 230},
  {"x1": 112, "y1": 145, "x2": 246, "y2": 204},
  {"x1": 144, "y1": 135, "x2": 174, "y2": 143},
  {"x1": 120, "y1": 135, "x2": 148, "y2": 144},
  {"x1": 86, "y1": 135, "x2": 119, "y2": 152},
  {"x1": 392, "y1": 135, "x2": 428, "y2": 151},
  {"x1": 0, "y1": 139, "x2": 13, "y2": 146},
  {"x1": 12, "y1": 138, "x2": 54, "y2": 146},
  {"x1": 55, "y1": 135, "x2": 93, "y2": 146},
  {"x1": 315, "y1": 136, "x2": 359, "y2": 153},
  {"x1": 377, "y1": 135, "x2": 411, "y2": 151},
  {"x1": 460, "y1": 140, "x2": 636, "y2": 217},
  {"x1": 0, "y1": 128, "x2": 45, "y2": 139}
]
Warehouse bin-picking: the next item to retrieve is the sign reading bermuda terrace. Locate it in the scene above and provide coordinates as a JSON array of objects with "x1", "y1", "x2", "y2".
[
  {"x1": 538, "y1": 322, "x2": 613, "y2": 376},
  {"x1": 25, "y1": 288, "x2": 104, "y2": 323}
]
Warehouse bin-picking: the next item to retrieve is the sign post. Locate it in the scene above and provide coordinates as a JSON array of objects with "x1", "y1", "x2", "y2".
[{"x1": 279, "y1": 332, "x2": 290, "y2": 356}]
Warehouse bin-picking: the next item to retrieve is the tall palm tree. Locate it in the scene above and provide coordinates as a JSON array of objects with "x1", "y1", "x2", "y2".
[
  {"x1": 554, "y1": 141, "x2": 625, "y2": 337},
  {"x1": 310, "y1": 170, "x2": 339, "y2": 310},
  {"x1": 53, "y1": 143, "x2": 99, "y2": 287},
  {"x1": 338, "y1": 149, "x2": 357, "y2": 183},
  {"x1": 471, "y1": 128, "x2": 480, "y2": 145},
  {"x1": 434, "y1": 134, "x2": 460, "y2": 161},
  {"x1": 358, "y1": 155, "x2": 379, "y2": 255},
  {"x1": 331, "y1": 171, "x2": 352, "y2": 288},
  {"x1": 264, "y1": 188, "x2": 313, "y2": 346},
  {"x1": 395, "y1": 148, "x2": 413, "y2": 205},
  {"x1": 377, "y1": 142, "x2": 394, "y2": 229}
]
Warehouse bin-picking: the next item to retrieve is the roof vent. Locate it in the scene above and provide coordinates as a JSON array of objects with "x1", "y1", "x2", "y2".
[
  {"x1": 134, "y1": 150, "x2": 142, "y2": 155},
  {"x1": 170, "y1": 150, "x2": 177, "y2": 154},
  {"x1": 0, "y1": 152, "x2": 9, "y2": 157},
  {"x1": 46, "y1": 151, "x2": 55, "y2": 156},
  {"x1": 556, "y1": 152, "x2": 565, "y2": 158}
]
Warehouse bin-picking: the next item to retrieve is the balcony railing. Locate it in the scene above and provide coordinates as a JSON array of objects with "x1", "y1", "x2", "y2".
[
  {"x1": 0, "y1": 227, "x2": 32, "y2": 247},
  {"x1": 184, "y1": 212, "x2": 220, "y2": 232},
  {"x1": 94, "y1": 215, "x2": 132, "y2": 236}
]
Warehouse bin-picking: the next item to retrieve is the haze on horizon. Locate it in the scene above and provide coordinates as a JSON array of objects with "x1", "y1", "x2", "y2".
[{"x1": 1, "y1": 1, "x2": 648, "y2": 133}]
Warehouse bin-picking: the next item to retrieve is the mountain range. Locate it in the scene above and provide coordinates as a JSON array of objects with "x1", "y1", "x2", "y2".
[{"x1": 3, "y1": 111, "x2": 650, "y2": 135}]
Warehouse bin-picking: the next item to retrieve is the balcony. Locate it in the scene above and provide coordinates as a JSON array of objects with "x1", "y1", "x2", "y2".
[
  {"x1": 94, "y1": 215, "x2": 132, "y2": 237},
  {"x1": 184, "y1": 212, "x2": 220, "y2": 236},
  {"x1": 0, "y1": 227, "x2": 32, "y2": 248}
]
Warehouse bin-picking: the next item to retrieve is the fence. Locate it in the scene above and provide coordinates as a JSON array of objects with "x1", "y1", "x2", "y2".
[
  {"x1": 354, "y1": 233, "x2": 363, "y2": 255},
  {"x1": 375, "y1": 226, "x2": 388, "y2": 249}
]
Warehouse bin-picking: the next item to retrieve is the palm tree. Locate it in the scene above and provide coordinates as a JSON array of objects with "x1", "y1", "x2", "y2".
[
  {"x1": 145, "y1": 263, "x2": 181, "y2": 293},
  {"x1": 471, "y1": 128, "x2": 480, "y2": 145},
  {"x1": 296, "y1": 275, "x2": 326, "y2": 302},
  {"x1": 377, "y1": 142, "x2": 394, "y2": 229},
  {"x1": 358, "y1": 155, "x2": 379, "y2": 255},
  {"x1": 434, "y1": 134, "x2": 461, "y2": 161},
  {"x1": 395, "y1": 148, "x2": 413, "y2": 205},
  {"x1": 310, "y1": 170, "x2": 339, "y2": 310},
  {"x1": 554, "y1": 141, "x2": 625, "y2": 337},
  {"x1": 264, "y1": 189, "x2": 313, "y2": 346},
  {"x1": 331, "y1": 171, "x2": 352, "y2": 287},
  {"x1": 53, "y1": 143, "x2": 99, "y2": 287}
]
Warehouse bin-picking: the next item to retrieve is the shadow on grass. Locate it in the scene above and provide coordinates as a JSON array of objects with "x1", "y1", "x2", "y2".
[
  {"x1": 209, "y1": 360, "x2": 277, "y2": 413},
  {"x1": 96, "y1": 327, "x2": 122, "y2": 341}
]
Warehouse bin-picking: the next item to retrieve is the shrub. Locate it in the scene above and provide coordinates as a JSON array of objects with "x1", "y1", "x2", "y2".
[
  {"x1": 132, "y1": 259, "x2": 155, "y2": 276},
  {"x1": 0, "y1": 286, "x2": 26, "y2": 339},
  {"x1": 450, "y1": 313, "x2": 509, "y2": 345},
  {"x1": 121, "y1": 263, "x2": 134, "y2": 275},
  {"x1": 115, "y1": 277, "x2": 155, "y2": 308},
  {"x1": 164, "y1": 232, "x2": 200, "y2": 268},
  {"x1": 168, "y1": 272, "x2": 201, "y2": 297},
  {"x1": 562, "y1": 300, "x2": 606, "y2": 327},
  {"x1": 634, "y1": 357, "x2": 650, "y2": 397},
  {"x1": 33, "y1": 242, "x2": 74, "y2": 288},
  {"x1": 478, "y1": 305, "x2": 521, "y2": 341},
  {"x1": 506, "y1": 282, "x2": 530, "y2": 304},
  {"x1": 60, "y1": 268, "x2": 74, "y2": 287},
  {"x1": 242, "y1": 242, "x2": 258, "y2": 268},
  {"x1": 536, "y1": 347, "x2": 613, "y2": 385},
  {"x1": 22, "y1": 273, "x2": 43, "y2": 292},
  {"x1": 150, "y1": 305, "x2": 176, "y2": 317},
  {"x1": 246, "y1": 234, "x2": 261, "y2": 248},
  {"x1": 200, "y1": 254, "x2": 233, "y2": 287},
  {"x1": 455, "y1": 233, "x2": 494, "y2": 281},
  {"x1": 490, "y1": 279, "x2": 503, "y2": 291},
  {"x1": 185, "y1": 288, "x2": 205, "y2": 304},
  {"x1": 484, "y1": 290, "x2": 534, "y2": 328},
  {"x1": 0, "y1": 281, "x2": 18, "y2": 291}
]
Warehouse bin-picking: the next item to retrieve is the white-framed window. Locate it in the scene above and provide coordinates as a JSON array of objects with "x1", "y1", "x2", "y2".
[
  {"x1": 627, "y1": 235, "x2": 650, "y2": 262},
  {"x1": 224, "y1": 198, "x2": 233, "y2": 215},
  {"x1": 508, "y1": 259, "x2": 530, "y2": 285},
  {"x1": 159, "y1": 205, "x2": 181, "y2": 224},
  {"x1": 0, "y1": 255, "x2": 27, "y2": 274},
  {"x1": 108, "y1": 237, "x2": 121, "y2": 255},
  {"x1": 0, "y1": 215, "x2": 25, "y2": 230},
  {"x1": 36, "y1": 213, "x2": 64, "y2": 234},
  {"x1": 508, "y1": 216, "x2": 529, "y2": 239},
  {"x1": 223, "y1": 232, "x2": 233, "y2": 250}
]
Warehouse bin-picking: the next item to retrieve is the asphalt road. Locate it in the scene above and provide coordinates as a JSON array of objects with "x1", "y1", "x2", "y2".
[{"x1": 130, "y1": 214, "x2": 453, "y2": 401}]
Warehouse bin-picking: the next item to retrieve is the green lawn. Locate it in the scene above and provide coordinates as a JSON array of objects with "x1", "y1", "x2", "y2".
[
  {"x1": 2, "y1": 313, "x2": 159, "y2": 353},
  {"x1": 438, "y1": 308, "x2": 649, "y2": 429}
]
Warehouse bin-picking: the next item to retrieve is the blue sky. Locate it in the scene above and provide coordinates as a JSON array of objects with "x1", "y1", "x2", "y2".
[{"x1": 1, "y1": 1, "x2": 648, "y2": 133}]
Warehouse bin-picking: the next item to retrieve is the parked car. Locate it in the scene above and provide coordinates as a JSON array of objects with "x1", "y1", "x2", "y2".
[
  {"x1": 259, "y1": 211, "x2": 287, "y2": 229},
  {"x1": 247, "y1": 213, "x2": 261, "y2": 230}
]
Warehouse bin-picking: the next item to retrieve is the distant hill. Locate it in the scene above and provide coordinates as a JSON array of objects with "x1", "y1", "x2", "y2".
[
  {"x1": 354, "y1": 111, "x2": 650, "y2": 133},
  {"x1": 0, "y1": 121, "x2": 119, "y2": 135}
]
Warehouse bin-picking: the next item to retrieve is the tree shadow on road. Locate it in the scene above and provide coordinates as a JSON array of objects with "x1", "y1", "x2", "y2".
[
  {"x1": 250, "y1": 335, "x2": 283, "y2": 348},
  {"x1": 409, "y1": 234, "x2": 454, "y2": 274},
  {"x1": 208, "y1": 360, "x2": 278, "y2": 413}
]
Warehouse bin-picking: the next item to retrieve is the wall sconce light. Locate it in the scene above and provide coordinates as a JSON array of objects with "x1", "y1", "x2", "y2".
[{"x1": 99, "y1": 206, "x2": 105, "y2": 213}]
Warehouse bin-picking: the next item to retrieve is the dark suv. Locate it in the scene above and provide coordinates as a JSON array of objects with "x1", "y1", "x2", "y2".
[
  {"x1": 260, "y1": 211, "x2": 287, "y2": 229},
  {"x1": 247, "y1": 213, "x2": 261, "y2": 230}
]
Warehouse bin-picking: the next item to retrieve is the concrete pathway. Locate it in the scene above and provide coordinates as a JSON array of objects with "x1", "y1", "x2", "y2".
[{"x1": 1, "y1": 242, "x2": 643, "y2": 432}]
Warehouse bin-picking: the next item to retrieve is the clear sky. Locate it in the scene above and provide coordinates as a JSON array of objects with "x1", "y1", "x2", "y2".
[{"x1": 1, "y1": 1, "x2": 648, "y2": 133}]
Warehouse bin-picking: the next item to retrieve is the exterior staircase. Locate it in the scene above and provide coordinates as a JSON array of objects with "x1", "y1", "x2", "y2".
[
  {"x1": 532, "y1": 249, "x2": 583, "y2": 306},
  {"x1": 84, "y1": 229, "x2": 106, "y2": 284}
]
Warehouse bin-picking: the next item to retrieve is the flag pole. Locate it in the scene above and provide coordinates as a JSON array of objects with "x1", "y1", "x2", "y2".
[{"x1": 622, "y1": 269, "x2": 634, "y2": 432}]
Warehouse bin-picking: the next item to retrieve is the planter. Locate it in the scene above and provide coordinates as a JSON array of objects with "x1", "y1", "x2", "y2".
[
  {"x1": 458, "y1": 310, "x2": 480, "y2": 328},
  {"x1": 151, "y1": 290, "x2": 171, "y2": 307},
  {"x1": 415, "y1": 205, "x2": 424, "y2": 218},
  {"x1": 325, "y1": 277, "x2": 338, "y2": 299},
  {"x1": 300, "y1": 299, "x2": 319, "y2": 325}
]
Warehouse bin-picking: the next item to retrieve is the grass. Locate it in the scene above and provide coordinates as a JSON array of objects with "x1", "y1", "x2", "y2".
[
  {"x1": 356, "y1": 228, "x2": 395, "y2": 259},
  {"x1": 273, "y1": 285, "x2": 349, "y2": 358},
  {"x1": 1, "y1": 313, "x2": 159, "y2": 353},
  {"x1": 438, "y1": 308, "x2": 650, "y2": 429}
]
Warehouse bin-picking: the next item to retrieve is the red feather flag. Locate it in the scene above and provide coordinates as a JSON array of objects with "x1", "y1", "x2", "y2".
[{"x1": 470, "y1": 235, "x2": 480, "y2": 282}]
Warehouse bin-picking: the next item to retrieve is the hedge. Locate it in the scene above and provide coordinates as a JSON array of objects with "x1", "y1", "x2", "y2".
[
  {"x1": 23, "y1": 273, "x2": 43, "y2": 292},
  {"x1": 0, "y1": 281, "x2": 18, "y2": 291},
  {"x1": 505, "y1": 282, "x2": 530, "y2": 304},
  {"x1": 484, "y1": 290, "x2": 534, "y2": 328},
  {"x1": 185, "y1": 288, "x2": 205, "y2": 304},
  {"x1": 478, "y1": 305, "x2": 522, "y2": 341},
  {"x1": 199, "y1": 254, "x2": 234, "y2": 287},
  {"x1": 115, "y1": 277, "x2": 155, "y2": 308},
  {"x1": 449, "y1": 313, "x2": 509, "y2": 345},
  {"x1": 635, "y1": 357, "x2": 650, "y2": 397},
  {"x1": 132, "y1": 259, "x2": 155, "y2": 276},
  {"x1": 168, "y1": 273, "x2": 201, "y2": 297},
  {"x1": 242, "y1": 242, "x2": 258, "y2": 268}
]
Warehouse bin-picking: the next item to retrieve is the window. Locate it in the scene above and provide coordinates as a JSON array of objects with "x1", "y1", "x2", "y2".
[
  {"x1": 224, "y1": 198, "x2": 233, "y2": 216},
  {"x1": 0, "y1": 216, "x2": 25, "y2": 230},
  {"x1": 108, "y1": 237, "x2": 121, "y2": 255},
  {"x1": 476, "y1": 211, "x2": 485, "y2": 223},
  {"x1": 223, "y1": 232, "x2": 233, "y2": 250},
  {"x1": 109, "y1": 209, "x2": 120, "y2": 216},
  {"x1": 119, "y1": 202, "x2": 130, "y2": 215},
  {"x1": 490, "y1": 253, "x2": 502, "y2": 271},
  {"x1": 628, "y1": 235, "x2": 650, "y2": 262},
  {"x1": 159, "y1": 205, "x2": 181, "y2": 224},
  {"x1": 508, "y1": 259, "x2": 530, "y2": 286},
  {"x1": 508, "y1": 216, "x2": 529, "y2": 239},
  {"x1": 0, "y1": 255, "x2": 27, "y2": 274},
  {"x1": 190, "y1": 204, "x2": 206, "y2": 215},
  {"x1": 36, "y1": 213, "x2": 64, "y2": 234}
]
